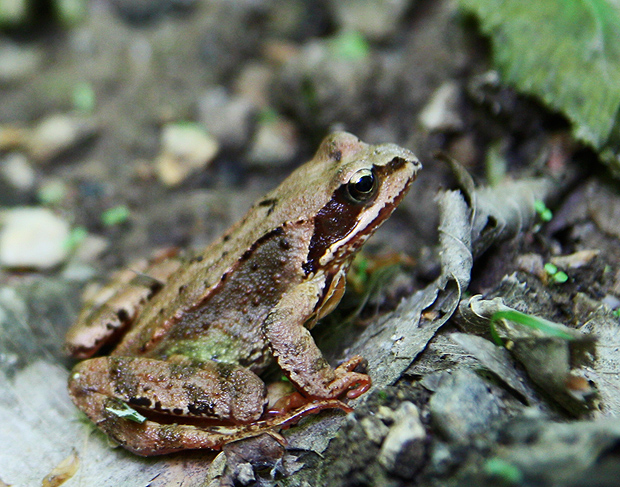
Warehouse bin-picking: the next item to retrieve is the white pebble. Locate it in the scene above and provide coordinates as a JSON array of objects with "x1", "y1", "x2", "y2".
[
  {"x1": 0, "y1": 152, "x2": 35, "y2": 190},
  {"x1": 156, "y1": 123, "x2": 219, "y2": 186},
  {"x1": 0, "y1": 207, "x2": 71, "y2": 269}
]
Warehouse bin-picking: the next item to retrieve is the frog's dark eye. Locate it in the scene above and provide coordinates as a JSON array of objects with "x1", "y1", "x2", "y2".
[{"x1": 346, "y1": 168, "x2": 377, "y2": 203}]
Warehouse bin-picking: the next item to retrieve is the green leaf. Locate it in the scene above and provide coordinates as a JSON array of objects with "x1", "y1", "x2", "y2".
[
  {"x1": 490, "y1": 309, "x2": 576, "y2": 341},
  {"x1": 484, "y1": 457, "x2": 523, "y2": 484},
  {"x1": 101, "y1": 205, "x2": 130, "y2": 226},
  {"x1": 105, "y1": 403, "x2": 146, "y2": 424},
  {"x1": 328, "y1": 31, "x2": 370, "y2": 61},
  {"x1": 458, "y1": 0, "x2": 620, "y2": 166}
]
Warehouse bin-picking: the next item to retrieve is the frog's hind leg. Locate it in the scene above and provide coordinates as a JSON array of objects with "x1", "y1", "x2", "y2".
[
  {"x1": 68, "y1": 356, "x2": 268, "y2": 456},
  {"x1": 65, "y1": 248, "x2": 183, "y2": 359}
]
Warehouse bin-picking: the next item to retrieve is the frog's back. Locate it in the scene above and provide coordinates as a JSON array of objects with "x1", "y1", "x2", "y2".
[{"x1": 137, "y1": 219, "x2": 314, "y2": 372}]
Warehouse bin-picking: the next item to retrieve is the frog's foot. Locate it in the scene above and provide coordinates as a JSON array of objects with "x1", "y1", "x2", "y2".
[
  {"x1": 332, "y1": 355, "x2": 372, "y2": 399},
  {"x1": 267, "y1": 391, "x2": 353, "y2": 417},
  {"x1": 263, "y1": 397, "x2": 354, "y2": 434}
]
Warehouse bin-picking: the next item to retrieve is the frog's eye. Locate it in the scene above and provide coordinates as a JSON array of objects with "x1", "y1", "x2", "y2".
[{"x1": 346, "y1": 168, "x2": 377, "y2": 203}]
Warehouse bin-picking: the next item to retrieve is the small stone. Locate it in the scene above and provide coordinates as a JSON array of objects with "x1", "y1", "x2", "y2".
[
  {"x1": 156, "y1": 123, "x2": 219, "y2": 186},
  {"x1": 378, "y1": 402, "x2": 426, "y2": 479},
  {"x1": 361, "y1": 416, "x2": 390, "y2": 444},
  {"x1": 376, "y1": 405, "x2": 396, "y2": 424},
  {"x1": 0, "y1": 153, "x2": 36, "y2": 191},
  {"x1": 328, "y1": 0, "x2": 414, "y2": 41},
  {"x1": 0, "y1": 41, "x2": 42, "y2": 83},
  {"x1": 197, "y1": 87, "x2": 256, "y2": 150},
  {"x1": 419, "y1": 81, "x2": 463, "y2": 133},
  {"x1": 550, "y1": 250, "x2": 600, "y2": 269},
  {"x1": 246, "y1": 116, "x2": 297, "y2": 167},
  {"x1": 234, "y1": 462, "x2": 255, "y2": 485},
  {"x1": 0, "y1": 124, "x2": 27, "y2": 151},
  {"x1": 234, "y1": 62, "x2": 273, "y2": 109},
  {"x1": 516, "y1": 253, "x2": 545, "y2": 279},
  {"x1": 430, "y1": 369, "x2": 504, "y2": 443},
  {"x1": 27, "y1": 113, "x2": 98, "y2": 163},
  {"x1": 0, "y1": 207, "x2": 71, "y2": 269},
  {"x1": 72, "y1": 234, "x2": 109, "y2": 264}
]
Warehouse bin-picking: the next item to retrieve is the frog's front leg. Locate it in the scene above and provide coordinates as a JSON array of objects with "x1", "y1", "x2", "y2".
[
  {"x1": 68, "y1": 356, "x2": 268, "y2": 455},
  {"x1": 263, "y1": 279, "x2": 371, "y2": 400}
]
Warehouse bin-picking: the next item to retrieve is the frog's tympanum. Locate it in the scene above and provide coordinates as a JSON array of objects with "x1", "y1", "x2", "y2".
[{"x1": 65, "y1": 132, "x2": 421, "y2": 455}]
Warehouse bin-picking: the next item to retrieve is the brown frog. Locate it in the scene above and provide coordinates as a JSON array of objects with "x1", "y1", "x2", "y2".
[{"x1": 65, "y1": 132, "x2": 421, "y2": 455}]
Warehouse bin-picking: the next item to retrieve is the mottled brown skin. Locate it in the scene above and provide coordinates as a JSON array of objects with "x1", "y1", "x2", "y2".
[{"x1": 65, "y1": 132, "x2": 421, "y2": 455}]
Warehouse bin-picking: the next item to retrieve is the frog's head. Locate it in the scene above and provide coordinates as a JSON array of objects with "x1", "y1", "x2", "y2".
[{"x1": 301, "y1": 132, "x2": 421, "y2": 275}]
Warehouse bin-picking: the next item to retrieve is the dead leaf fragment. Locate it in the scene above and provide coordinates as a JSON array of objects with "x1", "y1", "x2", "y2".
[{"x1": 41, "y1": 451, "x2": 79, "y2": 487}]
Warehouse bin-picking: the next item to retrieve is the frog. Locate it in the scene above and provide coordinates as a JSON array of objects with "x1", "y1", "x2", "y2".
[{"x1": 65, "y1": 132, "x2": 421, "y2": 456}]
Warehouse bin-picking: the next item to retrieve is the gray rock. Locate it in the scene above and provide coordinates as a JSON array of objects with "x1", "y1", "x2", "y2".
[
  {"x1": 429, "y1": 369, "x2": 504, "y2": 442},
  {"x1": 0, "y1": 42, "x2": 42, "y2": 83},
  {"x1": 27, "y1": 113, "x2": 98, "y2": 163},
  {"x1": 246, "y1": 116, "x2": 297, "y2": 167},
  {"x1": 378, "y1": 402, "x2": 427, "y2": 479},
  {"x1": 328, "y1": 0, "x2": 415, "y2": 41},
  {"x1": 197, "y1": 87, "x2": 256, "y2": 150}
]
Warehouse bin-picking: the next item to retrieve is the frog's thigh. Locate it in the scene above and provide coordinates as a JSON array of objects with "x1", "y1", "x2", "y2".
[{"x1": 68, "y1": 356, "x2": 267, "y2": 424}]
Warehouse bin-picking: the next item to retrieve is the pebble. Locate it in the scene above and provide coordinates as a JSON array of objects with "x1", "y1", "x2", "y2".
[
  {"x1": 155, "y1": 123, "x2": 219, "y2": 186},
  {"x1": 550, "y1": 250, "x2": 600, "y2": 269},
  {"x1": 361, "y1": 416, "x2": 390, "y2": 444},
  {"x1": 0, "y1": 124, "x2": 27, "y2": 151},
  {"x1": 0, "y1": 207, "x2": 71, "y2": 269},
  {"x1": 0, "y1": 41, "x2": 42, "y2": 83},
  {"x1": 234, "y1": 62, "x2": 273, "y2": 109},
  {"x1": 429, "y1": 369, "x2": 504, "y2": 443},
  {"x1": 0, "y1": 153, "x2": 36, "y2": 191},
  {"x1": 419, "y1": 81, "x2": 463, "y2": 132},
  {"x1": 197, "y1": 87, "x2": 256, "y2": 151},
  {"x1": 27, "y1": 113, "x2": 98, "y2": 163},
  {"x1": 378, "y1": 402, "x2": 426, "y2": 479},
  {"x1": 246, "y1": 116, "x2": 297, "y2": 168},
  {"x1": 328, "y1": 0, "x2": 414, "y2": 41}
]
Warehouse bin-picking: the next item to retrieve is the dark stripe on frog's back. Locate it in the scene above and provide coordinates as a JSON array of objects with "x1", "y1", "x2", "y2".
[{"x1": 147, "y1": 223, "x2": 310, "y2": 373}]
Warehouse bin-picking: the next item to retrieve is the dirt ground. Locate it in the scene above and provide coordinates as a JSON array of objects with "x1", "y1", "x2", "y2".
[{"x1": 1, "y1": 1, "x2": 620, "y2": 486}]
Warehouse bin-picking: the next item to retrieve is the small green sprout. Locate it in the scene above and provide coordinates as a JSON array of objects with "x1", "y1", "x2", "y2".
[
  {"x1": 489, "y1": 309, "x2": 575, "y2": 347},
  {"x1": 534, "y1": 200, "x2": 553, "y2": 222},
  {"x1": 613, "y1": 308, "x2": 620, "y2": 319},
  {"x1": 376, "y1": 390, "x2": 389, "y2": 401},
  {"x1": 258, "y1": 107, "x2": 279, "y2": 124},
  {"x1": 38, "y1": 180, "x2": 67, "y2": 205},
  {"x1": 64, "y1": 226, "x2": 88, "y2": 251},
  {"x1": 328, "y1": 31, "x2": 370, "y2": 61},
  {"x1": 73, "y1": 82, "x2": 96, "y2": 113},
  {"x1": 101, "y1": 205, "x2": 130, "y2": 226},
  {"x1": 349, "y1": 254, "x2": 370, "y2": 291},
  {"x1": 105, "y1": 403, "x2": 146, "y2": 424},
  {"x1": 544, "y1": 262, "x2": 568, "y2": 283},
  {"x1": 484, "y1": 458, "x2": 523, "y2": 484}
]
